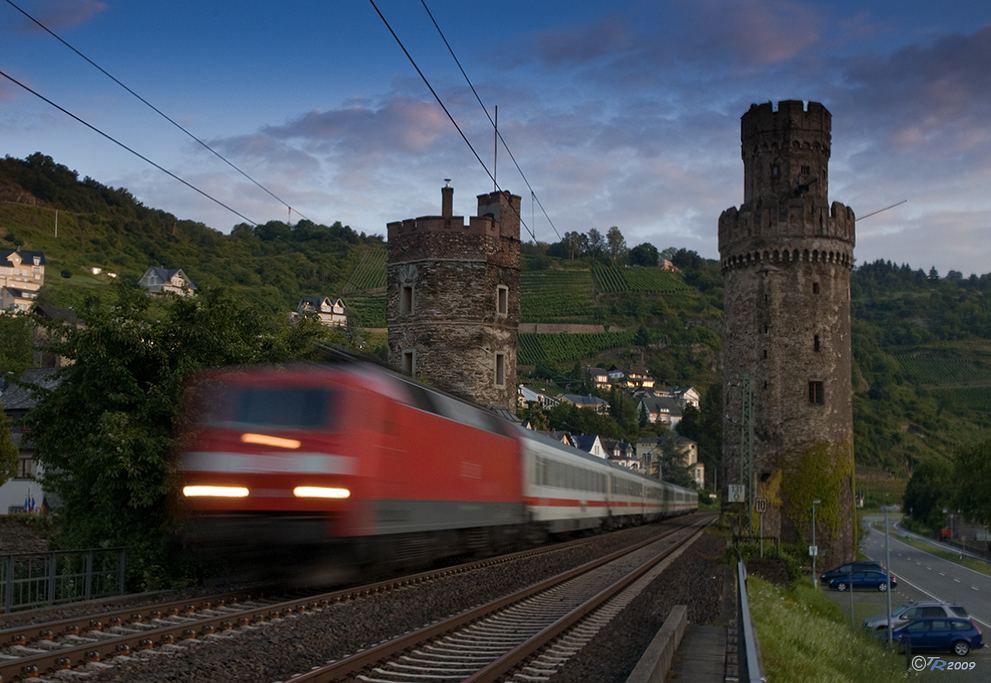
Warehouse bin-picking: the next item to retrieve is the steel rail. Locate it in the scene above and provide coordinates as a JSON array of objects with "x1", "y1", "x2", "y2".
[
  {"x1": 283, "y1": 514, "x2": 713, "y2": 682},
  {"x1": 0, "y1": 521, "x2": 683, "y2": 681}
]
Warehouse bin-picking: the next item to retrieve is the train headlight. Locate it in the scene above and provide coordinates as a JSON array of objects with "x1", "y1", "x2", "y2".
[
  {"x1": 240, "y1": 433, "x2": 301, "y2": 449},
  {"x1": 293, "y1": 486, "x2": 350, "y2": 499},
  {"x1": 182, "y1": 486, "x2": 249, "y2": 498}
]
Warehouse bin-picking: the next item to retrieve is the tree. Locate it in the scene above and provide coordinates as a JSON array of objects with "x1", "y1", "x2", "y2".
[
  {"x1": 629, "y1": 242, "x2": 659, "y2": 267},
  {"x1": 0, "y1": 402, "x2": 18, "y2": 486},
  {"x1": 562, "y1": 231, "x2": 587, "y2": 260},
  {"x1": 586, "y1": 228, "x2": 606, "y2": 261},
  {"x1": 952, "y1": 437, "x2": 991, "y2": 526},
  {"x1": 0, "y1": 312, "x2": 34, "y2": 378},
  {"x1": 657, "y1": 435, "x2": 694, "y2": 488},
  {"x1": 606, "y1": 227, "x2": 627, "y2": 265},
  {"x1": 903, "y1": 457, "x2": 953, "y2": 529},
  {"x1": 26, "y1": 281, "x2": 336, "y2": 589}
]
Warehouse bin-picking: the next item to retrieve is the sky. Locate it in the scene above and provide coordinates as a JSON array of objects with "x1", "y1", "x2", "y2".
[{"x1": 2, "y1": 0, "x2": 990, "y2": 277}]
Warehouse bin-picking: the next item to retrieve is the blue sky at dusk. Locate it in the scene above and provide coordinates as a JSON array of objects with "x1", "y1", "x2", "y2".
[{"x1": 2, "y1": 0, "x2": 990, "y2": 277}]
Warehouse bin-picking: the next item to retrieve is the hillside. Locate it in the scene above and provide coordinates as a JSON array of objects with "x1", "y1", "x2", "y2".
[{"x1": 3, "y1": 152, "x2": 991, "y2": 489}]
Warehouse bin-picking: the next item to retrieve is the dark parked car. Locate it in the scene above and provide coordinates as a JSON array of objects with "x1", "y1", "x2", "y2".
[
  {"x1": 819, "y1": 560, "x2": 882, "y2": 585},
  {"x1": 889, "y1": 617, "x2": 983, "y2": 656},
  {"x1": 827, "y1": 569, "x2": 896, "y2": 592},
  {"x1": 864, "y1": 601, "x2": 969, "y2": 631}
]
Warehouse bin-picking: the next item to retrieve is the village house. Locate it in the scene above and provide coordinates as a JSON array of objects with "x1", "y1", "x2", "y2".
[
  {"x1": 138, "y1": 266, "x2": 197, "y2": 296},
  {"x1": 518, "y1": 385, "x2": 561, "y2": 410},
  {"x1": 0, "y1": 248, "x2": 45, "y2": 311},
  {"x1": 291, "y1": 297, "x2": 348, "y2": 327},
  {"x1": 637, "y1": 395, "x2": 683, "y2": 428},
  {"x1": 560, "y1": 393, "x2": 610, "y2": 414},
  {"x1": 572, "y1": 434, "x2": 609, "y2": 459},
  {"x1": 0, "y1": 368, "x2": 59, "y2": 514}
]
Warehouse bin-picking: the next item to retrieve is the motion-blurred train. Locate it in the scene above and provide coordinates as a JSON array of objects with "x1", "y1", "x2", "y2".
[{"x1": 175, "y1": 362, "x2": 697, "y2": 578}]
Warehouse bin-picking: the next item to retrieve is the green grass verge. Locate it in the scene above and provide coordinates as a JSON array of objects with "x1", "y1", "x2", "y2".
[{"x1": 748, "y1": 575, "x2": 921, "y2": 682}]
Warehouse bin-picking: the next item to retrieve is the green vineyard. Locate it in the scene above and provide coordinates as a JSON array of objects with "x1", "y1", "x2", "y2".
[
  {"x1": 592, "y1": 266, "x2": 690, "y2": 293},
  {"x1": 345, "y1": 292, "x2": 387, "y2": 328},
  {"x1": 895, "y1": 353, "x2": 991, "y2": 385},
  {"x1": 930, "y1": 386, "x2": 991, "y2": 412},
  {"x1": 520, "y1": 271, "x2": 596, "y2": 321},
  {"x1": 343, "y1": 247, "x2": 387, "y2": 293},
  {"x1": 518, "y1": 331, "x2": 636, "y2": 365}
]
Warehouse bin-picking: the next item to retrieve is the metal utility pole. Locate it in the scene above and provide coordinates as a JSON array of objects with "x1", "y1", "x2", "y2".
[
  {"x1": 741, "y1": 374, "x2": 754, "y2": 531},
  {"x1": 812, "y1": 499, "x2": 820, "y2": 589}
]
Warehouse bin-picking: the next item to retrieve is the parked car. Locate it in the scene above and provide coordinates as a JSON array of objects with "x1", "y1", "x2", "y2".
[
  {"x1": 819, "y1": 560, "x2": 882, "y2": 585},
  {"x1": 864, "y1": 601, "x2": 969, "y2": 631},
  {"x1": 827, "y1": 569, "x2": 896, "y2": 591},
  {"x1": 888, "y1": 617, "x2": 983, "y2": 656}
]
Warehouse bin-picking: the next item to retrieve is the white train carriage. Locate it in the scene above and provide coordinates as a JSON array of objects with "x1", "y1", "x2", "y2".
[{"x1": 520, "y1": 428, "x2": 615, "y2": 533}]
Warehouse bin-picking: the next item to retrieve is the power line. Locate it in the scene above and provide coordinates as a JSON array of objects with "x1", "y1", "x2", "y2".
[
  {"x1": 419, "y1": 0, "x2": 561, "y2": 241},
  {"x1": 4, "y1": 0, "x2": 311, "y2": 224},
  {"x1": 0, "y1": 68, "x2": 259, "y2": 226},
  {"x1": 367, "y1": 0, "x2": 536, "y2": 241}
]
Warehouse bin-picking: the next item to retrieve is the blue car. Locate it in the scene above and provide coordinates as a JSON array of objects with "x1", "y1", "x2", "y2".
[
  {"x1": 890, "y1": 617, "x2": 984, "y2": 656},
  {"x1": 827, "y1": 569, "x2": 896, "y2": 592}
]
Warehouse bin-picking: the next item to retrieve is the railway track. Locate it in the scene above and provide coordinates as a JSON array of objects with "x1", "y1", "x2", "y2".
[
  {"x1": 0, "y1": 520, "x2": 705, "y2": 682},
  {"x1": 286, "y1": 513, "x2": 713, "y2": 683}
]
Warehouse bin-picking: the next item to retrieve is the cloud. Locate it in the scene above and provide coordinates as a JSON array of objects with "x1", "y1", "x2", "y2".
[{"x1": 20, "y1": 0, "x2": 107, "y2": 30}]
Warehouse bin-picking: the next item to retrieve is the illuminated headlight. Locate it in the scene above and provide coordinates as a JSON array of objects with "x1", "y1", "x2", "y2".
[
  {"x1": 293, "y1": 486, "x2": 350, "y2": 499},
  {"x1": 240, "y1": 433, "x2": 301, "y2": 449},
  {"x1": 183, "y1": 486, "x2": 249, "y2": 498}
]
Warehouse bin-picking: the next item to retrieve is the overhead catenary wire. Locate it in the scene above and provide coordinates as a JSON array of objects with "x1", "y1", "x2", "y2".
[
  {"x1": 0, "y1": 68, "x2": 259, "y2": 227},
  {"x1": 419, "y1": 0, "x2": 561, "y2": 241},
  {"x1": 367, "y1": 0, "x2": 537, "y2": 242},
  {"x1": 4, "y1": 0, "x2": 311, "y2": 224}
]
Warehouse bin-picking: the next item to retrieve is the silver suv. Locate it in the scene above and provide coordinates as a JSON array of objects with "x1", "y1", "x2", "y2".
[{"x1": 863, "y1": 601, "x2": 969, "y2": 631}]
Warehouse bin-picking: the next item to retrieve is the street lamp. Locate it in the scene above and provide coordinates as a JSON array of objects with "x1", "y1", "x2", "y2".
[{"x1": 812, "y1": 499, "x2": 821, "y2": 590}]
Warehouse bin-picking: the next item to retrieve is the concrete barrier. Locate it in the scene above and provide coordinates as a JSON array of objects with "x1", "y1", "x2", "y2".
[{"x1": 625, "y1": 604, "x2": 687, "y2": 683}]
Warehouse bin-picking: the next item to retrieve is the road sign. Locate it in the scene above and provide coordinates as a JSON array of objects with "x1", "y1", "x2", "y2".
[
  {"x1": 729, "y1": 484, "x2": 746, "y2": 503},
  {"x1": 755, "y1": 498, "x2": 767, "y2": 513},
  {"x1": 809, "y1": 545, "x2": 818, "y2": 557}
]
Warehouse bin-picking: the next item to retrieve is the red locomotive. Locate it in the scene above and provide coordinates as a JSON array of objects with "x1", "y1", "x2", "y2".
[{"x1": 175, "y1": 362, "x2": 697, "y2": 579}]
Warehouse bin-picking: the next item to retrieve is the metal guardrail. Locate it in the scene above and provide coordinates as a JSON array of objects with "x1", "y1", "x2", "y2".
[
  {"x1": 1, "y1": 548, "x2": 126, "y2": 613},
  {"x1": 737, "y1": 559, "x2": 765, "y2": 683}
]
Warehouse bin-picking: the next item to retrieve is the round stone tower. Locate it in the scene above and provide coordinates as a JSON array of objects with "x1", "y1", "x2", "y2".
[
  {"x1": 387, "y1": 183, "x2": 521, "y2": 411},
  {"x1": 718, "y1": 101, "x2": 856, "y2": 566}
]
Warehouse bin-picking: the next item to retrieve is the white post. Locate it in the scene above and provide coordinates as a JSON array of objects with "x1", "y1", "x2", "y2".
[
  {"x1": 812, "y1": 499, "x2": 820, "y2": 589},
  {"x1": 885, "y1": 506, "x2": 893, "y2": 647}
]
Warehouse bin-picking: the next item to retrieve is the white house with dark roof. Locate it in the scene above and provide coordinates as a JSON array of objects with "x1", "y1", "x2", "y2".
[
  {"x1": 637, "y1": 395, "x2": 683, "y2": 428},
  {"x1": 138, "y1": 266, "x2": 197, "y2": 296},
  {"x1": 292, "y1": 297, "x2": 347, "y2": 327}
]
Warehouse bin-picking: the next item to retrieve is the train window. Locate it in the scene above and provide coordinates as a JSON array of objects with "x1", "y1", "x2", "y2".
[
  {"x1": 230, "y1": 387, "x2": 332, "y2": 429},
  {"x1": 403, "y1": 382, "x2": 439, "y2": 415}
]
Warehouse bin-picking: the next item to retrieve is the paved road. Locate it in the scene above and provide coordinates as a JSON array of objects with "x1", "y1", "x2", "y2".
[{"x1": 822, "y1": 515, "x2": 990, "y2": 681}]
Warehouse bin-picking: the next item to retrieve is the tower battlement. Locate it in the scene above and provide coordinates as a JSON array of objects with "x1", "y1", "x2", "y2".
[{"x1": 386, "y1": 184, "x2": 521, "y2": 410}]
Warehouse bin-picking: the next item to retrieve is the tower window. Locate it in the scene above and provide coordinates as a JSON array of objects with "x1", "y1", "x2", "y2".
[
  {"x1": 814, "y1": 335, "x2": 821, "y2": 352},
  {"x1": 402, "y1": 350, "x2": 416, "y2": 377},
  {"x1": 812, "y1": 282, "x2": 820, "y2": 294},
  {"x1": 763, "y1": 349, "x2": 768, "y2": 359},
  {"x1": 401, "y1": 285, "x2": 414, "y2": 315},
  {"x1": 801, "y1": 165, "x2": 811, "y2": 175},
  {"x1": 808, "y1": 381, "x2": 824, "y2": 405},
  {"x1": 494, "y1": 353, "x2": 506, "y2": 387},
  {"x1": 771, "y1": 165, "x2": 779, "y2": 177},
  {"x1": 496, "y1": 285, "x2": 509, "y2": 316}
]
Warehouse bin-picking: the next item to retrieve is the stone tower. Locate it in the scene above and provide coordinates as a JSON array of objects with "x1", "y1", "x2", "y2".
[
  {"x1": 387, "y1": 183, "x2": 521, "y2": 410},
  {"x1": 718, "y1": 101, "x2": 856, "y2": 566}
]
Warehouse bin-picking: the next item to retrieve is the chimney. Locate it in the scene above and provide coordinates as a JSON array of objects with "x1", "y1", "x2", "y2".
[{"x1": 441, "y1": 179, "x2": 453, "y2": 220}]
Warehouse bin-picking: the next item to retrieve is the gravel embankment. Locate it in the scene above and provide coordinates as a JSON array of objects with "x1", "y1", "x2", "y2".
[{"x1": 8, "y1": 521, "x2": 727, "y2": 683}]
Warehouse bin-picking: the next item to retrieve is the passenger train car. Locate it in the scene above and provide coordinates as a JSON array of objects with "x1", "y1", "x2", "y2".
[{"x1": 175, "y1": 362, "x2": 697, "y2": 575}]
